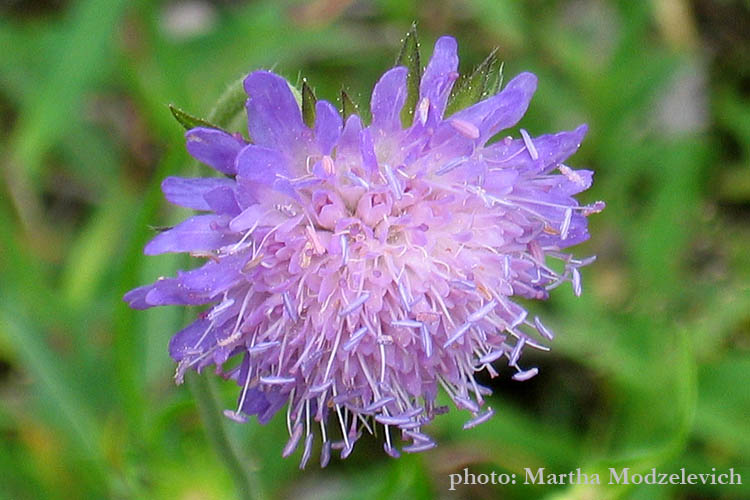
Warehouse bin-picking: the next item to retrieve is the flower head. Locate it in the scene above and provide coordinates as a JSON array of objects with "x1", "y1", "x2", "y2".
[{"x1": 125, "y1": 35, "x2": 603, "y2": 467}]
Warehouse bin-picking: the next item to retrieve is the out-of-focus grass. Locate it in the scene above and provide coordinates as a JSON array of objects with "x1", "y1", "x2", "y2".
[{"x1": 0, "y1": 0, "x2": 748, "y2": 499}]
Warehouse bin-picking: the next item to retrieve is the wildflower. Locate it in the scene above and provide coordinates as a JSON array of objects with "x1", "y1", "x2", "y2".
[{"x1": 125, "y1": 34, "x2": 603, "y2": 466}]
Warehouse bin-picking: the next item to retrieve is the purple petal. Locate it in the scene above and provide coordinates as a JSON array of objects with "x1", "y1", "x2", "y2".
[
  {"x1": 203, "y1": 186, "x2": 241, "y2": 216},
  {"x1": 420, "y1": 36, "x2": 459, "y2": 119},
  {"x1": 371, "y1": 66, "x2": 408, "y2": 132},
  {"x1": 144, "y1": 277, "x2": 215, "y2": 307},
  {"x1": 359, "y1": 128, "x2": 378, "y2": 173},
  {"x1": 485, "y1": 125, "x2": 588, "y2": 174},
  {"x1": 177, "y1": 253, "x2": 246, "y2": 296},
  {"x1": 123, "y1": 285, "x2": 152, "y2": 310},
  {"x1": 144, "y1": 214, "x2": 234, "y2": 255},
  {"x1": 447, "y1": 72, "x2": 537, "y2": 143},
  {"x1": 244, "y1": 70, "x2": 311, "y2": 157},
  {"x1": 161, "y1": 176, "x2": 236, "y2": 211},
  {"x1": 235, "y1": 144, "x2": 296, "y2": 200},
  {"x1": 185, "y1": 128, "x2": 245, "y2": 175},
  {"x1": 314, "y1": 100, "x2": 343, "y2": 155},
  {"x1": 168, "y1": 318, "x2": 214, "y2": 360}
]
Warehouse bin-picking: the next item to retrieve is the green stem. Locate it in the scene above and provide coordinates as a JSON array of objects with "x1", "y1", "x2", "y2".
[
  {"x1": 207, "y1": 77, "x2": 248, "y2": 127},
  {"x1": 188, "y1": 372, "x2": 267, "y2": 500},
  {"x1": 185, "y1": 78, "x2": 266, "y2": 500}
]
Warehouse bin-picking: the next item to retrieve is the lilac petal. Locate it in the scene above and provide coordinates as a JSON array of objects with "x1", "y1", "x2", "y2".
[
  {"x1": 177, "y1": 253, "x2": 246, "y2": 296},
  {"x1": 359, "y1": 128, "x2": 378, "y2": 174},
  {"x1": 448, "y1": 72, "x2": 537, "y2": 142},
  {"x1": 420, "y1": 36, "x2": 459, "y2": 119},
  {"x1": 123, "y1": 285, "x2": 152, "y2": 310},
  {"x1": 203, "y1": 186, "x2": 241, "y2": 216},
  {"x1": 244, "y1": 70, "x2": 311, "y2": 156},
  {"x1": 371, "y1": 66, "x2": 408, "y2": 132},
  {"x1": 168, "y1": 318, "x2": 214, "y2": 360},
  {"x1": 144, "y1": 215, "x2": 234, "y2": 255},
  {"x1": 143, "y1": 278, "x2": 215, "y2": 307},
  {"x1": 314, "y1": 100, "x2": 342, "y2": 155},
  {"x1": 479, "y1": 73, "x2": 537, "y2": 140},
  {"x1": 336, "y1": 114, "x2": 363, "y2": 165},
  {"x1": 161, "y1": 177, "x2": 235, "y2": 211},
  {"x1": 229, "y1": 204, "x2": 285, "y2": 232},
  {"x1": 485, "y1": 125, "x2": 588, "y2": 174},
  {"x1": 235, "y1": 144, "x2": 297, "y2": 200},
  {"x1": 185, "y1": 128, "x2": 245, "y2": 175}
]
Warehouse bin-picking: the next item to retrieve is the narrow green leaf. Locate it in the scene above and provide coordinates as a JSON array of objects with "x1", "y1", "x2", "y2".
[
  {"x1": 341, "y1": 90, "x2": 359, "y2": 120},
  {"x1": 169, "y1": 104, "x2": 222, "y2": 131},
  {"x1": 445, "y1": 48, "x2": 500, "y2": 116},
  {"x1": 301, "y1": 80, "x2": 317, "y2": 128},
  {"x1": 395, "y1": 23, "x2": 422, "y2": 126},
  {"x1": 484, "y1": 59, "x2": 504, "y2": 97}
]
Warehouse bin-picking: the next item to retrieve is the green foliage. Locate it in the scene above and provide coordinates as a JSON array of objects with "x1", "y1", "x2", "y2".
[
  {"x1": 395, "y1": 22, "x2": 422, "y2": 126},
  {"x1": 0, "y1": 1, "x2": 748, "y2": 499},
  {"x1": 169, "y1": 104, "x2": 222, "y2": 131}
]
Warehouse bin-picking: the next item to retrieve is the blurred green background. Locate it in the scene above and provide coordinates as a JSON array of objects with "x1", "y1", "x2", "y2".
[{"x1": 1, "y1": 0, "x2": 748, "y2": 499}]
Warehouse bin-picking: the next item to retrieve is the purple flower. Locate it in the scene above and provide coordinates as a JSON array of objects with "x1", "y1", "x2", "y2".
[{"x1": 125, "y1": 35, "x2": 603, "y2": 466}]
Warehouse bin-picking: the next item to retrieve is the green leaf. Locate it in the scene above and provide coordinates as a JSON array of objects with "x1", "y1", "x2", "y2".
[
  {"x1": 445, "y1": 48, "x2": 502, "y2": 116},
  {"x1": 169, "y1": 104, "x2": 223, "y2": 131},
  {"x1": 301, "y1": 80, "x2": 317, "y2": 128},
  {"x1": 341, "y1": 90, "x2": 359, "y2": 120},
  {"x1": 484, "y1": 59, "x2": 504, "y2": 97},
  {"x1": 395, "y1": 22, "x2": 422, "y2": 126}
]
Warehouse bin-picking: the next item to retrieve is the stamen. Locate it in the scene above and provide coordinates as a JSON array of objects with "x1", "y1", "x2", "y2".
[
  {"x1": 468, "y1": 300, "x2": 497, "y2": 323},
  {"x1": 463, "y1": 408, "x2": 494, "y2": 429},
  {"x1": 223, "y1": 410, "x2": 248, "y2": 423},
  {"x1": 520, "y1": 128, "x2": 538, "y2": 160},
  {"x1": 383, "y1": 442, "x2": 400, "y2": 458},
  {"x1": 320, "y1": 440, "x2": 331, "y2": 468},
  {"x1": 403, "y1": 441, "x2": 437, "y2": 453},
  {"x1": 397, "y1": 280, "x2": 412, "y2": 312},
  {"x1": 283, "y1": 292, "x2": 299, "y2": 322},
  {"x1": 534, "y1": 316, "x2": 554, "y2": 340},
  {"x1": 559, "y1": 164, "x2": 586, "y2": 187},
  {"x1": 338, "y1": 292, "x2": 370, "y2": 317},
  {"x1": 375, "y1": 414, "x2": 412, "y2": 426},
  {"x1": 247, "y1": 341, "x2": 280, "y2": 355},
  {"x1": 282, "y1": 423, "x2": 304, "y2": 457},
  {"x1": 340, "y1": 234, "x2": 348, "y2": 265},
  {"x1": 391, "y1": 319, "x2": 422, "y2": 328},
  {"x1": 512, "y1": 367, "x2": 539, "y2": 381},
  {"x1": 443, "y1": 321, "x2": 472, "y2": 348},
  {"x1": 383, "y1": 164, "x2": 402, "y2": 200},
  {"x1": 309, "y1": 379, "x2": 333, "y2": 394},
  {"x1": 453, "y1": 396, "x2": 480, "y2": 413},
  {"x1": 508, "y1": 337, "x2": 525, "y2": 366},
  {"x1": 207, "y1": 299, "x2": 235, "y2": 321},
  {"x1": 299, "y1": 433, "x2": 314, "y2": 470},
  {"x1": 259, "y1": 375, "x2": 296, "y2": 385},
  {"x1": 306, "y1": 225, "x2": 325, "y2": 255},
  {"x1": 450, "y1": 279, "x2": 476, "y2": 290},
  {"x1": 364, "y1": 396, "x2": 395, "y2": 413},
  {"x1": 450, "y1": 118, "x2": 480, "y2": 139},
  {"x1": 421, "y1": 324, "x2": 433, "y2": 358},
  {"x1": 417, "y1": 97, "x2": 430, "y2": 125},
  {"x1": 560, "y1": 207, "x2": 572, "y2": 240},
  {"x1": 572, "y1": 268, "x2": 582, "y2": 296},
  {"x1": 322, "y1": 155, "x2": 335, "y2": 175},
  {"x1": 343, "y1": 326, "x2": 368, "y2": 351},
  {"x1": 435, "y1": 156, "x2": 467, "y2": 175},
  {"x1": 347, "y1": 171, "x2": 370, "y2": 189},
  {"x1": 478, "y1": 349, "x2": 505, "y2": 364}
]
